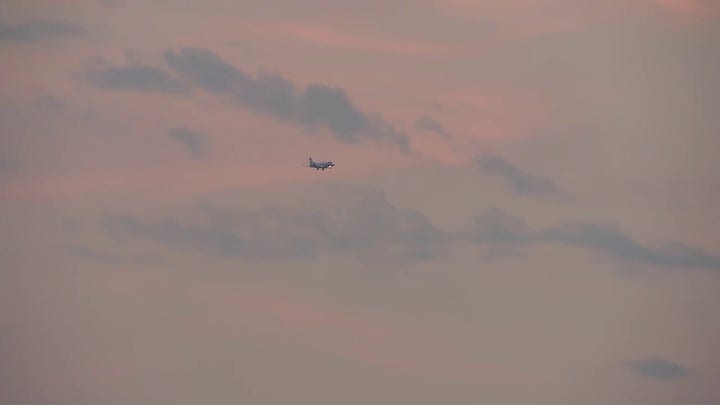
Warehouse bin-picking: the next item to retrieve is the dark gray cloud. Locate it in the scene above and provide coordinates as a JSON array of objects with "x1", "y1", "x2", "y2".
[
  {"x1": 167, "y1": 127, "x2": 208, "y2": 157},
  {"x1": 478, "y1": 154, "x2": 560, "y2": 196},
  {"x1": 76, "y1": 64, "x2": 190, "y2": 93},
  {"x1": 535, "y1": 223, "x2": 720, "y2": 270},
  {"x1": 628, "y1": 358, "x2": 689, "y2": 381},
  {"x1": 163, "y1": 47, "x2": 409, "y2": 148},
  {"x1": 468, "y1": 208, "x2": 720, "y2": 270},
  {"x1": 0, "y1": 19, "x2": 86, "y2": 42},
  {"x1": 103, "y1": 190, "x2": 447, "y2": 265},
  {"x1": 413, "y1": 114, "x2": 450, "y2": 137},
  {"x1": 66, "y1": 244, "x2": 163, "y2": 265}
]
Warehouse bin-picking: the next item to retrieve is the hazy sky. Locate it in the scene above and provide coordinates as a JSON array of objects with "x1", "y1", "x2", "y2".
[{"x1": 2, "y1": 1, "x2": 720, "y2": 404}]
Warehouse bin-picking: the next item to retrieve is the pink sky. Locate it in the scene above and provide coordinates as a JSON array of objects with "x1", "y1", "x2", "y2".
[{"x1": 2, "y1": 1, "x2": 719, "y2": 404}]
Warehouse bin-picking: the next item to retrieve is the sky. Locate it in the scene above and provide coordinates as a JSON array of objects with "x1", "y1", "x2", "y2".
[{"x1": 1, "y1": 0, "x2": 720, "y2": 403}]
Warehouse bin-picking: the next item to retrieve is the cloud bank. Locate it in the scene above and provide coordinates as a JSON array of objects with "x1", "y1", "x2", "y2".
[
  {"x1": 97, "y1": 189, "x2": 720, "y2": 271},
  {"x1": 163, "y1": 47, "x2": 409, "y2": 148},
  {"x1": 104, "y1": 190, "x2": 448, "y2": 265},
  {"x1": 76, "y1": 47, "x2": 410, "y2": 149}
]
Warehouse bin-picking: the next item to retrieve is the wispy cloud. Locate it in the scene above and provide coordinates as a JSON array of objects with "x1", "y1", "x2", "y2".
[
  {"x1": 100, "y1": 192, "x2": 720, "y2": 271},
  {"x1": 163, "y1": 47, "x2": 409, "y2": 148},
  {"x1": 167, "y1": 127, "x2": 208, "y2": 157},
  {"x1": 104, "y1": 189, "x2": 448, "y2": 265},
  {"x1": 66, "y1": 244, "x2": 163, "y2": 265},
  {"x1": 478, "y1": 154, "x2": 560, "y2": 196},
  {"x1": 0, "y1": 18, "x2": 86, "y2": 42},
  {"x1": 76, "y1": 63, "x2": 190, "y2": 93},
  {"x1": 468, "y1": 207, "x2": 720, "y2": 270},
  {"x1": 535, "y1": 223, "x2": 720, "y2": 270},
  {"x1": 628, "y1": 357, "x2": 689, "y2": 380},
  {"x1": 467, "y1": 207, "x2": 530, "y2": 260},
  {"x1": 414, "y1": 114, "x2": 451, "y2": 138}
]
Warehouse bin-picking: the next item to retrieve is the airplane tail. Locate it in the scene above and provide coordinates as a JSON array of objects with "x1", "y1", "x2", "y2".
[{"x1": 308, "y1": 157, "x2": 314, "y2": 164}]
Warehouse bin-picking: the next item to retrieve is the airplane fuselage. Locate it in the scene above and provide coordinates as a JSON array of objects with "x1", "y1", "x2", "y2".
[{"x1": 308, "y1": 157, "x2": 335, "y2": 171}]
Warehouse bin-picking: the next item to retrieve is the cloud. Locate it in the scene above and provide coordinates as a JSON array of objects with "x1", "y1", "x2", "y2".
[
  {"x1": 66, "y1": 244, "x2": 163, "y2": 265},
  {"x1": 103, "y1": 189, "x2": 448, "y2": 264},
  {"x1": 167, "y1": 127, "x2": 208, "y2": 157},
  {"x1": 628, "y1": 357, "x2": 689, "y2": 380},
  {"x1": 535, "y1": 223, "x2": 720, "y2": 270},
  {"x1": 76, "y1": 63, "x2": 190, "y2": 93},
  {"x1": 162, "y1": 47, "x2": 409, "y2": 148},
  {"x1": 470, "y1": 207, "x2": 530, "y2": 245},
  {"x1": 99, "y1": 194, "x2": 720, "y2": 270},
  {"x1": 162, "y1": 48, "x2": 241, "y2": 93},
  {"x1": 465, "y1": 207, "x2": 531, "y2": 260},
  {"x1": 468, "y1": 208, "x2": 720, "y2": 270},
  {"x1": 0, "y1": 19, "x2": 86, "y2": 42},
  {"x1": 413, "y1": 114, "x2": 450, "y2": 137},
  {"x1": 477, "y1": 154, "x2": 560, "y2": 196}
]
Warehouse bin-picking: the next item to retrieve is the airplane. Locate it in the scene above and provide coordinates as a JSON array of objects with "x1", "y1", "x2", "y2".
[{"x1": 307, "y1": 157, "x2": 335, "y2": 171}]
